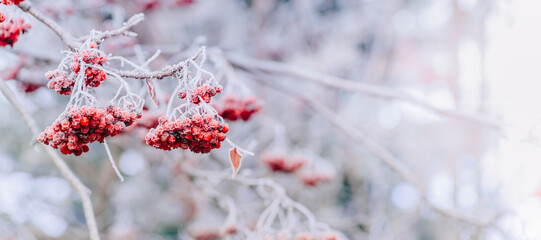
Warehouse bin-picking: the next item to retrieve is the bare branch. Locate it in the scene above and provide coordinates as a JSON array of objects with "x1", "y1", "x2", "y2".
[
  {"x1": 79, "y1": 13, "x2": 145, "y2": 42},
  {"x1": 110, "y1": 47, "x2": 204, "y2": 79},
  {"x1": 0, "y1": 79, "x2": 101, "y2": 240},
  {"x1": 250, "y1": 73, "x2": 498, "y2": 227},
  {"x1": 226, "y1": 55, "x2": 503, "y2": 130},
  {"x1": 17, "y1": 2, "x2": 81, "y2": 50}
]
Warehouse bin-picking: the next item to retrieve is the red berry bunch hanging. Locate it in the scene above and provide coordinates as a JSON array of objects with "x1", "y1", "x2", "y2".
[
  {"x1": 45, "y1": 70, "x2": 75, "y2": 95},
  {"x1": 0, "y1": 18, "x2": 31, "y2": 47},
  {"x1": 215, "y1": 94, "x2": 262, "y2": 121},
  {"x1": 38, "y1": 104, "x2": 142, "y2": 156},
  {"x1": 145, "y1": 113, "x2": 229, "y2": 153},
  {"x1": 294, "y1": 232, "x2": 340, "y2": 240},
  {"x1": 174, "y1": 0, "x2": 194, "y2": 7},
  {"x1": 178, "y1": 84, "x2": 222, "y2": 104},
  {"x1": 0, "y1": 0, "x2": 24, "y2": 5},
  {"x1": 261, "y1": 152, "x2": 306, "y2": 173},
  {"x1": 71, "y1": 46, "x2": 108, "y2": 88},
  {"x1": 298, "y1": 171, "x2": 333, "y2": 187}
]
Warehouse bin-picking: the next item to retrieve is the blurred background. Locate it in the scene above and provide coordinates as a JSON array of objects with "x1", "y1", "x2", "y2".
[{"x1": 1, "y1": 0, "x2": 541, "y2": 239}]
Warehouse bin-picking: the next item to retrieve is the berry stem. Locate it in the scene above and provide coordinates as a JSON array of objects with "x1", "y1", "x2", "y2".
[{"x1": 104, "y1": 139, "x2": 124, "y2": 182}]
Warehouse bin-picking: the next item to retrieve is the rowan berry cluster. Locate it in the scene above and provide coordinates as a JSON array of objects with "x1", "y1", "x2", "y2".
[
  {"x1": 145, "y1": 114, "x2": 229, "y2": 153},
  {"x1": 178, "y1": 84, "x2": 223, "y2": 104},
  {"x1": 45, "y1": 70, "x2": 75, "y2": 95},
  {"x1": 16, "y1": 81, "x2": 42, "y2": 93},
  {"x1": 38, "y1": 104, "x2": 141, "y2": 156},
  {"x1": 298, "y1": 171, "x2": 333, "y2": 187},
  {"x1": 188, "y1": 223, "x2": 236, "y2": 240},
  {"x1": 297, "y1": 232, "x2": 339, "y2": 240},
  {"x1": 262, "y1": 153, "x2": 306, "y2": 173},
  {"x1": 0, "y1": 18, "x2": 31, "y2": 47},
  {"x1": 215, "y1": 94, "x2": 262, "y2": 121},
  {"x1": 175, "y1": 0, "x2": 194, "y2": 7},
  {"x1": 0, "y1": 0, "x2": 24, "y2": 5},
  {"x1": 262, "y1": 232, "x2": 341, "y2": 240},
  {"x1": 262, "y1": 232, "x2": 339, "y2": 240},
  {"x1": 71, "y1": 44, "x2": 108, "y2": 87}
]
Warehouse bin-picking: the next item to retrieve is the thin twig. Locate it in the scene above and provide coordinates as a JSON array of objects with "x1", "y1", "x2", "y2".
[
  {"x1": 0, "y1": 79, "x2": 101, "y2": 240},
  {"x1": 78, "y1": 13, "x2": 145, "y2": 42},
  {"x1": 110, "y1": 47, "x2": 204, "y2": 79}
]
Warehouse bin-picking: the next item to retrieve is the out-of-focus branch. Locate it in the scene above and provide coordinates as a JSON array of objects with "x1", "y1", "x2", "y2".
[
  {"x1": 182, "y1": 165, "x2": 333, "y2": 236},
  {"x1": 249, "y1": 72, "x2": 497, "y2": 227},
  {"x1": 227, "y1": 55, "x2": 503, "y2": 130},
  {"x1": 18, "y1": 2, "x2": 144, "y2": 50},
  {"x1": 17, "y1": 2, "x2": 81, "y2": 50},
  {"x1": 0, "y1": 79, "x2": 101, "y2": 240}
]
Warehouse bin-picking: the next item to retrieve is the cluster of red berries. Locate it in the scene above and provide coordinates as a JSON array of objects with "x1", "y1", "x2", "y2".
[
  {"x1": 71, "y1": 44, "x2": 108, "y2": 87},
  {"x1": 262, "y1": 153, "x2": 306, "y2": 173},
  {"x1": 262, "y1": 232, "x2": 339, "y2": 240},
  {"x1": 215, "y1": 95, "x2": 262, "y2": 121},
  {"x1": 298, "y1": 171, "x2": 333, "y2": 187},
  {"x1": 139, "y1": 0, "x2": 160, "y2": 11},
  {"x1": 179, "y1": 84, "x2": 223, "y2": 104},
  {"x1": 1, "y1": 0, "x2": 24, "y2": 5},
  {"x1": 45, "y1": 70, "x2": 75, "y2": 95},
  {"x1": 297, "y1": 232, "x2": 339, "y2": 240},
  {"x1": 188, "y1": 224, "x2": 236, "y2": 240},
  {"x1": 0, "y1": 18, "x2": 31, "y2": 47},
  {"x1": 16, "y1": 81, "x2": 43, "y2": 93},
  {"x1": 175, "y1": 0, "x2": 195, "y2": 7},
  {"x1": 145, "y1": 114, "x2": 229, "y2": 153},
  {"x1": 38, "y1": 104, "x2": 142, "y2": 156}
]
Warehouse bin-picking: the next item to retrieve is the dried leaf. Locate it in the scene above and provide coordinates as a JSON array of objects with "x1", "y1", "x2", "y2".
[
  {"x1": 229, "y1": 148, "x2": 242, "y2": 177},
  {"x1": 145, "y1": 78, "x2": 158, "y2": 107}
]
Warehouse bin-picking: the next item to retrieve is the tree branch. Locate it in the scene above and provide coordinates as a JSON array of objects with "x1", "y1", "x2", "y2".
[
  {"x1": 78, "y1": 13, "x2": 145, "y2": 42},
  {"x1": 0, "y1": 79, "x2": 101, "y2": 240},
  {"x1": 249, "y1": 72, "x2": 497, "y2": 227},
  {"x1": 17, "y1": 1, "x2": 81, "y2": 50},
  {"x1": 226, "y1": 54, "x2": 503, "y2": 130},
  {"x1": 110, "y1": 47, "x2": 204, "y2": 79}
]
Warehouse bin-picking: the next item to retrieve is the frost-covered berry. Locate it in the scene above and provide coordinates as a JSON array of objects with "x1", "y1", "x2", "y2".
[
  {"x1": 45, "y1": 70, "x2": 75, "y2": 95},
  {"x1": 0, "y1": 17, "x2": 31, "y2": 47},
  {"x1": 145, "y1": 113, "x2": 228, "y2": 154},
  {"x1": 71, "y1": 46, "x2": 108, "y2": 88},
  {"x1": 38, "y1": 105, "x2": 142, "y2": 156},
  {"x1": 186, "y1": 84, "x2": 222, "y2": 104},
  {"x1": 261, "y1": 152, "x2": 306, "y2": 173},
  {"x1": 1, "y1": 0, "x2": 25, "y2": 5},
  {"x1": 214, "y1": 94, "x2": 262, "y2": 121}
]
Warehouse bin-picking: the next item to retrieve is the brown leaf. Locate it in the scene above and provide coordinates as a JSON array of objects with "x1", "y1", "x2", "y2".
[
  {"x1": 145, "y1": 78, "x2": 158, "y2": 107},
  {"x1": 229, "y1": 148, "x2": 242, "y2": 177}
]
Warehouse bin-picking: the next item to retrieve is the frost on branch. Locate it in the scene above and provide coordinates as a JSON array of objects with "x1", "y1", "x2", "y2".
[
  {"x1": 39, "y1": 38, "x2": 145, "y2": 156},
  {"x1": 144, "y1": 48, "x2": 232, "y2": 154}
]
